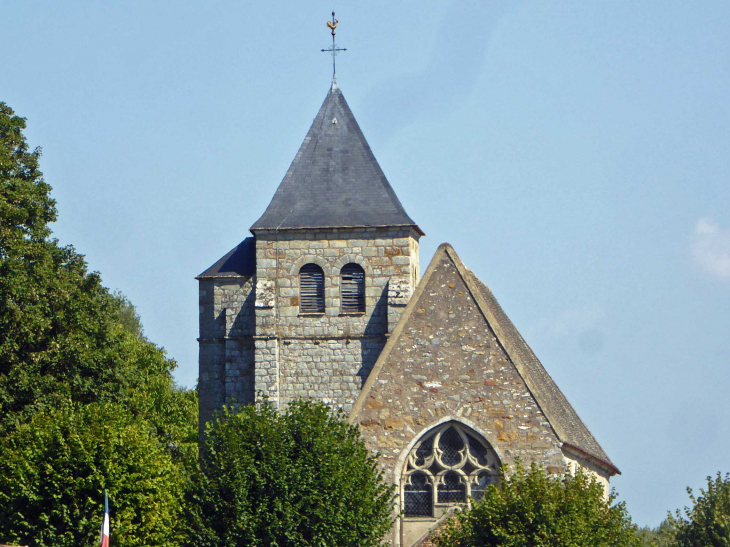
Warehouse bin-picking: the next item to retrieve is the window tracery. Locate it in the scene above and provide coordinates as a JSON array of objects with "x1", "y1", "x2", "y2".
[{"x1": 402, "y1": 422, "x2": 500, "y2": 518}]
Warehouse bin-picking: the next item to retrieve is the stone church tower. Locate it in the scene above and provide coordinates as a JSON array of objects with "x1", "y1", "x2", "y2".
[
  {"x1": 198, "y1": 80, "x2": 618, "y2": 547},
  {"x1": 197, "y1": 80, "x2": 422, "y2": 423}
]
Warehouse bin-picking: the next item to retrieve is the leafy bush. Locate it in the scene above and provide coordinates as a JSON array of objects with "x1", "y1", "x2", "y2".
[
  {"x1": 434, "y1": 462, "x2": 639, "y2": 547},
  {"x1": 0, "y1": 402, "x2": 186, "y2": 547},
  {"x1": 186, "y1": 399, "x2": 395, "y2": 547}
]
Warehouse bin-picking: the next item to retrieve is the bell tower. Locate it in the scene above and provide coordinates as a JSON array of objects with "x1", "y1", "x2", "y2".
[{"x1": 197, "y1": 80, "x2": 422, "y2": 434}]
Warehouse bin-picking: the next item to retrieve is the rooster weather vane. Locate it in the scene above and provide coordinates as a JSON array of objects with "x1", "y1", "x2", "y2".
[{"x1": 321, "y1": 11, "x2": 346, "y2": 78}]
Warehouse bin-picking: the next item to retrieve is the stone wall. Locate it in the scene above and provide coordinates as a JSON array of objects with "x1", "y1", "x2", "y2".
[
  {"x1": 198, "y1": 275, "x2": 256, "y2": 436},
  {"x1": 199, "y1": 226, "x2": 422, "y2": 431},
  {"x1": 279, "y1": 337, "x2": 384, "y2": 413},
  {"x1": 252, "y1": 226, "x2": 421, "y2": 409},
  {"x1": 349, "y1": 252, "x2": 566, "y2": 546}
]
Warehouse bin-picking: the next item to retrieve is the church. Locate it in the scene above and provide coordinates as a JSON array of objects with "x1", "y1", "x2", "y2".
[{"x1": 197, "y1": 77, "x2": 618, "y2": 547}]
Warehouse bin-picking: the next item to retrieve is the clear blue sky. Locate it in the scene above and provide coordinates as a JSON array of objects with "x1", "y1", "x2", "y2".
[{"x1": 4, "y1": 0, "x2": 729, "y2": 528}]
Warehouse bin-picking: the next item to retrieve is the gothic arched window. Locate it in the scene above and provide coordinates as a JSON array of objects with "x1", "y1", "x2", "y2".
[
  {"x1": 402, "y1": 422, "x2": 500, "y2": 518},
  {"x1": 340, "y1": 263, "x2": 365, "y2": 313},
  {"x1": 299, "y1": 264, "x2": 325, "y2": 313}
]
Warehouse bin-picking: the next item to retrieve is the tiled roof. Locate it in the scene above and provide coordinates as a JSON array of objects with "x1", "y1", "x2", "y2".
[{"x1": 251, "y1": 82, "x2": 421, "y2": 233}]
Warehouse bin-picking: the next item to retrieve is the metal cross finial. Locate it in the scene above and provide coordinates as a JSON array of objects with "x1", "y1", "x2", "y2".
[{"x1": 321, "y1": 11, "x2": 347, "y2": 78}]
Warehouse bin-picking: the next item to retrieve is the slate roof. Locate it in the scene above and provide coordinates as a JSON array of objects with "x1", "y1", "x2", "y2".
[
  {"x1": 196, "y1": 237, "x2": 256, "y2": 278},
  {"x1": 350, "y1": 243, "x2": 618, "y2": 474},
  {"x1": 251, "y1": 81, "x2": 421, "y2": 233}
]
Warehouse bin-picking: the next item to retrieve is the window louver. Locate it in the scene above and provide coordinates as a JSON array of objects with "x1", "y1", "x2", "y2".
[
  {"x1": 340, "y1": 264, "x2": 365, "y2": 313},
  {"x1": 299, "y1": 264, "x2": 325, "y2": 313}
]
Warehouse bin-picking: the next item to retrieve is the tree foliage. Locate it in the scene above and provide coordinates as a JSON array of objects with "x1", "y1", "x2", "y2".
[
  {"x1": 186, "y1": 400, "x2": 395, "y2": 547},
  {"x1": 636, "y1": 520, "x2": 676, "y2": 547},
  {"x1": 0, "y1": 402, "x2": 186, "y2": 547},
  {"x1": 435, "y1": 463, "x2": 639, "y2": 547},
  {"x1": 0, "y1": 101, "x2": 196, "y2": 439},
  {"x1": 670, "y1": 472, "x2": 730, "y2": 547},
  {"x1": 1, "y1": 99, "x2": 129, "y2": 426},
  {"x1": 112, "y1": 290, "x2": 146, "y2": 340},
  {"x1": 0, "y1": 102, "x2": 198, "y2": 545}
]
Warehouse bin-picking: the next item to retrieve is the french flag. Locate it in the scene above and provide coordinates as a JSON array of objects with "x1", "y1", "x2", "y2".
[{"x1": 99, "y1": 491, "x2": 110, "y2": 547}]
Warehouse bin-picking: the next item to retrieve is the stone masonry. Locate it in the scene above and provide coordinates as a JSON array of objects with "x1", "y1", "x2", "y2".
[
  {"x1": 197, "y1": 226, "x2": 421, "y2": 436},
  {"x1": 350, "y1": 249, "x2": 566, "y2": 481},
  {"x1": 198, "y1": 81, "x2": 618, "y2": 547},
  {"x1": 252, "y1": 227, "x2": 420, "y2": 411},
  {"x1": 198, "y1": 274, "x2": 255, "y2": 433}
]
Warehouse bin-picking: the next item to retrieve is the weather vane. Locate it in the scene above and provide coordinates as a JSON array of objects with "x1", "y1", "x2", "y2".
[{"x1": 321, "y1": 11, "x2": 346, "y2": 78}]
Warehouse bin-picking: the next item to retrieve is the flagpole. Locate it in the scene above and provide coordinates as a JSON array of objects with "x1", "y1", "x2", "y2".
[{"x1": 99, "y1": 490, "x2": 110, "y2": 547}]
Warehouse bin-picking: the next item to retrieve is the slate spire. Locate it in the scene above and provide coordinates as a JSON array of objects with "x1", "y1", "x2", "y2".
[{"x1": 251, "y1": 83, "x2": 421, "y2": 233}]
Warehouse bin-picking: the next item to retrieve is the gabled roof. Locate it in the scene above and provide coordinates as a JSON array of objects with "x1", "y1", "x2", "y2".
[
  {"x1": 349, "y1": 243, "x2": 618, "y2": 474},
  {"x1": 251, "y1": 81, "x2": 421, "y2": 234},
  {"x1": 196, "y1": 237, "x2": 255, "y2": 279}
]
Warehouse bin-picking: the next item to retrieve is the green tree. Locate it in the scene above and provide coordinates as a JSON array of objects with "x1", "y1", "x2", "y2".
[
  {"x1": 1, "y1": 100, "x2": 128, "y2": 426},
  {"x1": 0, "y1": 402, "x2": 186, "y2": 547},
  {"x1": 112, "y1": 290, "x2": 146, "y2": 340},
  {"x1": 435, "y1": 462, "x2": 639, "y2": 547},
  {"x1": 670, "y1": 472, "x2": 730, "y2": 547},
  {"x1": 636, "y1": 520, "x2": 676, "y2": 547},
  {"x1": 0, "y1": 101, "x2": 198, "y2": 544},
  {"x1": 186, "y1": 399, "x2": 395, "y2": 547},
  {"x1": 0, "y1": 101, "x2": 196, "y2": 441}
]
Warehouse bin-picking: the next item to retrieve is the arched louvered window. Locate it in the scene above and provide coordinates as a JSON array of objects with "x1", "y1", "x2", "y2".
[
  {"x1": 299, "y1": 264, "x2": 325, "y2": 313},
  {"x1": 340, "y1": 263, "x2": 365, "y2": 313},
  {"x1": 402, "y1": 422, "x2": 500, "y2": 518}
]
